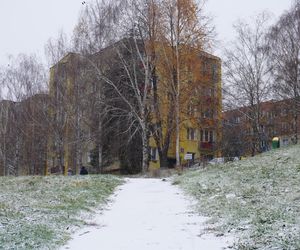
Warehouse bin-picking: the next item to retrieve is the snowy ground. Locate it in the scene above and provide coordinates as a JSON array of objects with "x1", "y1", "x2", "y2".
[
  {"x1": 176, "y1": 145, "x2": 300, "y2": 249},
  {"x1": 62, "y1": 178, "x2": 233, "y2": 250},
  {"x1": 0, "y1": 175, "x2": 122, "y2": 249}
]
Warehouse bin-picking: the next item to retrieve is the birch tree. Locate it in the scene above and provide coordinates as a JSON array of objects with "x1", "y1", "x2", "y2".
[
  {"x1": 267, "y1": 1, "x2": 300, "y2": 143},
  {"x1": 71, "y1": 0, "x2": 155, "y2": 173},
  {"x1": 0, "y1": 54, "x2": 47, "y2": 175},
  {"x1": 45, "y1": 32, "x2": 71, "y2": 174},
  {"x1": 71, "y1": 0, "x2": 130, "y2": 173},
  {"x1": 223, "y1": 13, "x2": 272, "y2": 155},
  {"x1": 154, "y1": 0, "x2": 213, "y2": 166}
]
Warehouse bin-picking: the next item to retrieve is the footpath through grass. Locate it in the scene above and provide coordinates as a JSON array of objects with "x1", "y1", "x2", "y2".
[
  {"x1": 0, "y1": 175, "x2": 123, "y2": 249},
  {"x1": 176, "y1": 145, "x2": 300, "y2": 249}
]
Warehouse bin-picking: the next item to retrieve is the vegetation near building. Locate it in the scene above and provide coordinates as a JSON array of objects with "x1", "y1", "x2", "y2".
[
  {"x1": 48, "y1": 38, "x2": 222, "y2": 174},
  {"x1": 149, "y1": 50, "x2": 222, "y2": 169},
  {"x1": 0, "y1": 94, "x2": 49, "y2": 176},
  {"x1": 223, "y1": 99, "x2": 300, "y2": 157},
  {"x1": 47, "y1": 39, "x2": 144, "y2": 174}
]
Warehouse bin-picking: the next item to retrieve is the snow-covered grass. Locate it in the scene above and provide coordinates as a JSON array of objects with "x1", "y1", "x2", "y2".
[
  {"x1": 0, "y1": 175, "x2": 123, "y2": 249},
  {"x1": 175, "y1": 145, "x2": 300, "y2": 249}
]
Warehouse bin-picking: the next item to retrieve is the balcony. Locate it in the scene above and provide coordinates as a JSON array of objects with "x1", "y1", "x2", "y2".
[{"x1": 199, "y1": 142, "x2": 215, "y2": 150}]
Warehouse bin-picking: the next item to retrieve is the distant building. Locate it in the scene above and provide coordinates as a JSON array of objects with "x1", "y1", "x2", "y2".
[
  {"x1": 223, "y1": 99, "x2": 299, "y2": 157},
  {"x1": 0, "y1": 94, "x2": 49, "y2": 176}
]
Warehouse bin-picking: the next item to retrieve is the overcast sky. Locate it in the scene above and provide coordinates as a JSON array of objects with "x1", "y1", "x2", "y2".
[{"x1": 0, "y1": 0, "x2": 293, "y2": 65}]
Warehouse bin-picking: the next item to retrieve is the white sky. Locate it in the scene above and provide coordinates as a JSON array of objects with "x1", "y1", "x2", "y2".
[
  {"x1": 206, "y1": 0, "x2": 293, "y2": 56},
  {"x1": 0, "y1": 0, "x2": 293, "y2": 65}
]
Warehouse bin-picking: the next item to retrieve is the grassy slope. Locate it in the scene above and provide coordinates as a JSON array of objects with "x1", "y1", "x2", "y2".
[
  {"x1": 0, "y1": 175, "x2": 123, "y2": 249},
  {"x1": 176, "y1": 145, "x2": 300, "y2": 249}
]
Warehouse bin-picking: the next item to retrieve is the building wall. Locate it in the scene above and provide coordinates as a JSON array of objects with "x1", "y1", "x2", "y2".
[
  {"x1": 223, "y1": 99, "x2": 300, "y2": 157},
  {"x1": 47, "y1": 40, "x2": 145, "y2": 174},
  {"x1": 149, "y1": 51, "x2": 222, "y2": 169},
  {"x1": 0, "y1": 95, "x2": 49, "y2": 176}
]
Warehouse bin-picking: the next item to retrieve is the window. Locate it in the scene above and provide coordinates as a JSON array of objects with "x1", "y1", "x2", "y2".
[
  {"x1": 209, "y1": 131, "x2": 214, "y2": 142},
  {"x1": 281, "y1": 108, "x2": 289, "y2": 116},
  {"x1": 202, "y1": 61, "x2": 208, "y2": 75},
  {"x1": 150, "y1": 75, "x2": 159, "y2": 89},
  {"x1": 282, "y1": 138, "x2": 289, "y2": 146},
  {"x1": 205, "y1": 130, "x2": 209, "y2": 142},
  {"x1": 150, "y1": 147, "x2": 158, "y2": 161},
  {"x1": 167, "y1": 92, "x2": 173, "y2": 101},
  {"x1": 212, "y1": 63, "x2": 218, "y2": 82},
  {"x1": 188, "y1": 104, "x2": 193, "y2": 115},
  {"x1": 187, "y1": 128, "x2": 195, "y2": 140},
  {"x1": 200, "y1": 130, "x2": 214, "y2": 142},
  {"x1": 87, "y1": 152, "x2": 91, "y2": 163},
  {"x1": 202, "y1": 88, "x2": 214, "y2": 96},
  {"x1": 281, "y1": 122, "x2": 289, "y2": 131},
  {"x1": 202, "y1": 109, "x2": 214, "y2": 119},
  {"x1": 187, "y1": 104, "x2": 197, "y2": 116}
]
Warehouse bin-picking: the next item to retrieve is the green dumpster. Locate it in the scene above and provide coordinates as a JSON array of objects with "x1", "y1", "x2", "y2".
[{"x1": 272, "y1": 137, "x2": 280, "y2": 149}]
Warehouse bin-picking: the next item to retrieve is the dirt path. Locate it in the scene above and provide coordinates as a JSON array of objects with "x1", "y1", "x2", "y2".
[{"x1": 63, "y1": 178, "x2": 232, "y2": 250}]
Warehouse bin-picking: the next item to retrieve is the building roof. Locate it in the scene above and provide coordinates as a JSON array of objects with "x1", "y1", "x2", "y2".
[
  {"x1": 50, "y1": 37, "x2": 221, "y2": 69},
  {"x1": 223, "y1": 98, "x2": 294, "y2": 119}
]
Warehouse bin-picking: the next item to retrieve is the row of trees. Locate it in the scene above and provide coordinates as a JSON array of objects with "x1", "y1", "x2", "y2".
[
  {"x1": 223, "y1": 0, "x2": 300, "y2": 155},
  {"x1": 0, "y1": 55, "x2": 48, "y2": 175},
  {"x1": 0, "y1": 0, "x2": 214, "y2": 175}
]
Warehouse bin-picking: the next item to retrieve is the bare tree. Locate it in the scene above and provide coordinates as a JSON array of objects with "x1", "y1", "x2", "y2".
[
  {"x1": 69, "y1": 0, "x2": 155, "y2": 173},
  {"x1": 45, "y1": 30, "x2": 70, "y2": 68},
  {"x1": 72, "y1": 0, "x2": 128, "y2": 54},
  {"x1": 267, "y1": 1, "x2": 300, "y2": 143},
  {"x1": 45, "y1": 30, "x2": 85, "y2": 175},
  {"x1": 223, "y1": 13, "x2": 272, "y2": 155},
  {"x1": 70, "y1": 0, "x2": 130, "y2": 173},
  {"x1": 0, "y1": 54, "x2": 47, "y2": 175}
]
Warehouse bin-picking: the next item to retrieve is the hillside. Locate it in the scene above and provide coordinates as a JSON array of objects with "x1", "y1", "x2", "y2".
[
  {"x1": 176, "y1": 145, "x2": 300, "y2": 249},
  {"x1": 0, "y1": 175, "x2": 122, "y2": 249}
]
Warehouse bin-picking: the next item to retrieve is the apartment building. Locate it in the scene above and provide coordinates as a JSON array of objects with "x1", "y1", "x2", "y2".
[
  {"x1": 223, "y1": 99, "x2": 299, "y2": 157},
  {"x1": 48, "y1": 38, "x2": 223, "y2": 173}
]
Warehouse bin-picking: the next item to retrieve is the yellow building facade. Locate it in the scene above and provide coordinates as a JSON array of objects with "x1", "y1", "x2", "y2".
[{"x1": 149, "y1": 51, "x2": 222, "y2": 170}]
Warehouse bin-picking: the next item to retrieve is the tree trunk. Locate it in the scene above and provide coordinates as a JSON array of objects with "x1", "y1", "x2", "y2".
[
  {"x1": 3, "y1": 134, "x2": 6, "y2": 176},
  {"x1": 141, "y1": 130, "x2": 149, "y2": 174},
  {"x1": 158, "y1": 148, "x2": 168, "y2": 169},
  {"x1": 294, "y1": 113, "x2": 298, "y2": 144},
  {"x1": 175, "y1": 97, "x2": 180, "y2": 166},
  {"x1": 75, "y1": 144, "x2": 83, "y2": 174},
  {"x1": 98, "y1": 144, "x2": 103, "y2": 174},
  {"x1": 175, "y1": 35, "x2": 180, "y2": 167}
]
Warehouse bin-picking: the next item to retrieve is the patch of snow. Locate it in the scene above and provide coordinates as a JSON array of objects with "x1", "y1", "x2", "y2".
[
  {"x1": 225, "y1": 193, "x2": 236, "y2": 199},
  {"x1": 62, "y1": 178, "x2": 233, "y2": 250}
]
